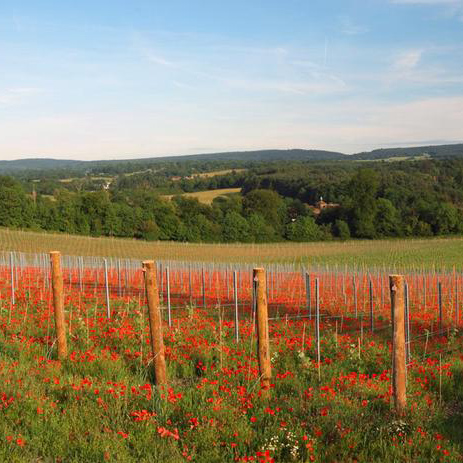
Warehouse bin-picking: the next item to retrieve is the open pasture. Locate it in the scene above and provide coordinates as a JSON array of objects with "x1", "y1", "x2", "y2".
[
  {"x1": 162, "y1": 188, "x2": 241, "y2": 205},
  {"x1": 0, "y1": 250, "x2": 463, "y2": 461}
]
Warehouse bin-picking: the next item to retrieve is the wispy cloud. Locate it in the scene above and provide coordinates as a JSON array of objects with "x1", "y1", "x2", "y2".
[
  {"x1": 142, "y1": 48, "x2": 175, "y2": 67},
  {"x1": 390, "y1": 0, "x2": 463, "y2": 21},
  {"x1": 338, "y1": 16, "x2": 369, "y2": 35},
  {"x1": 393, "y1": 49, "x2": 423, "y2": 72},
  {"x1": 221, "y1": 76, "x2": 347, "y2": 95},
  {"x1": 131, "y1": 32, "x2": 178, "y2": 68},
  {"x1": 0, "y1": 87, "x2": 42, "y2": 105}
]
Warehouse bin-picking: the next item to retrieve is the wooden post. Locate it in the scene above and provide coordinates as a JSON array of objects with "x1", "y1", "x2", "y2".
[
  {"x1": 233, "y1": 270, "x2": 239, "y2": 343},
  {"x1": 104, "y1": 259, "x2": 110, "y2": 319},
  {"x1": 438, "y1": 281, "x2": 443, "y2": 333},
  {"x1": 143, "y1": 261, "x2": 167, "y2": 386},
  {"x1": 254, "y1": 268, "x2": 271, "y2": 398},
  {"x1": 10, "y1": 252, "x2": 15, "y2": 307},
  {"x1": 166, "y1": 266, "x2": 172, "y2": 328},
  {"x1": 50, "y1": 251, "x2": 67, "y2": 360},
  {"x1": 315, "y1": 277, "x2": 321, "y2": 382},
  {"x1": 202, "y1": 267, "x2": 206, "y2": 308},
  {"x1": 369, "y1": 278, "x2": 374, "y2": 332},
  {"x1": 390, "y1": 275, "x2": 406, "y2": 415}
]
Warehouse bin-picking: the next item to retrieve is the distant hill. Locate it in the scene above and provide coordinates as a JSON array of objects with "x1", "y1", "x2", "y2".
[
  {"x1": 1, "y1": 143, "x2": 462, "y2": 173},
  {"x1": 0, "y1": 158, "x2": 83, "y2": 172},
  {"x1": 0, "y1": 149, "x2": 345, "y2": 173},
  {"x1": 352, "y1": 143, "x2": 463, "y2": 160}
]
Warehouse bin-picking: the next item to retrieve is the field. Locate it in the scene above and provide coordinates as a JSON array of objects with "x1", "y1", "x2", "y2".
[
  {"x1": 162, "y1": 188, "x2": 241, "y2": 205},
  {"x1": 188, "y1": 169, "x2": 246, "y2": 179},
  {"x1": 0, "y1": 251, "x2": 463, "y2": 461},
  {"x1": 3, "y1": 228, "x2": 463, "y2": 270}
]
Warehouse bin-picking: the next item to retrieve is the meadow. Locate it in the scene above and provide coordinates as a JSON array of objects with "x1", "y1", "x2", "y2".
[
  {"x1": 0, "y1": 252, "x2": 463, "y2": 462},
  {"x1": 162, "y1": 188, "x2": 242, "y2": 205}
]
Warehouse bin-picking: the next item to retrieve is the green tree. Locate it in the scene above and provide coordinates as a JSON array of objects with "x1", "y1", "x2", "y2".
[
  {"x1": 346, "y1": 169, "x2": 379, "y2": 239},
  {"x1": 375, "y1": 198, "x2": 402, "y2": 237},
  {"x1": 285, "y1": 216, "x2": 321, "y2": 242},
  {"x1": 243, "y1": 189, "x2": 285, "y2": 235},
  {"x1": 222, "y1": 211, "x2": 251, "y2": 242},
  {"x1": 334, "y1": 219, "x2": 351, "y2": 240}
]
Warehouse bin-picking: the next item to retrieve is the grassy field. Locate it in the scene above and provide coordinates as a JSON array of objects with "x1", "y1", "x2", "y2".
[
  {"x1": 2, "y1": 228, "x2": 463, "y2": 269},
  {"x1": 162, "y1": 188, "x2": 241, "y2": 205},
  {"x1": 189, "y1": 169, "x2": 246, "y2": 179}
]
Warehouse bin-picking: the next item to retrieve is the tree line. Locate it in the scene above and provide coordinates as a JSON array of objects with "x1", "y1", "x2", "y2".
[{"x1": 2, "y1": 158, "x2": 463, "y2": 242}]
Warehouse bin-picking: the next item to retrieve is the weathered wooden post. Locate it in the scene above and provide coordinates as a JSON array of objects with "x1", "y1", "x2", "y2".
[
  {"x1": 438, "y1": 281, "x2": 443, "y2": 333},
  {"x1": 202, "y1": 267, "x2": 206, "y2": 308},
  {"x1": 50, "y1": 251, "x2": 67, "y2": 360},
  {"x1": 166, "y1": 266, "x2": 172, "y2": 328},
  {"x1": 10, "y1": 252, "x2": 15, "y2": 307},
  {"x1": 315, "y1": 277, "x2": 321, "y2": 381},
  {"x1": 390, "y1": 274, "x2": 406, "y2": 415},
  {"x1": 254, "y1": 268, "x2": 271, "y2": 398},
  {"x1": 104, "y1": 259, "x2": 110, "y2": 319},
  {"x1": 143, "y1": 260, "x2": 167, "y2": 386},
  {"x1": 369, "y1": 278, "x2": 374, "y2": 332},
  {"x1": 233, "y1": 270, "x2": 239, "y2": 343}
]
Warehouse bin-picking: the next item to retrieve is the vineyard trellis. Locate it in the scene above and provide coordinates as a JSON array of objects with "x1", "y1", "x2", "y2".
[
  {"x1": 0, "y1": 249, "x2": 460, "y2": 412},
  {"x1": 0, "y1": 250, "x2": 459, "y2": 349}
]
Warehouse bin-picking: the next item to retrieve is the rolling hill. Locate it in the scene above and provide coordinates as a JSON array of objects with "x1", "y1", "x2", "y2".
[{"x1": 1, "y1": 143, "x2": 462, "y2": 174}]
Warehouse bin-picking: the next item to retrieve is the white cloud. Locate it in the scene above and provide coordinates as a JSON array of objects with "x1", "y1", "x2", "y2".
[
  {"x1": 0, "y1": 87, "x2": 42, "y2": 106},
  {"x1": 338, "y1": 16, "x2": 369, "y2": 35},
  {"x1": 390, "y1": 0, "x2": 463, "y2": 21},
  {"x1": 393, "y1": 49, "x2": 423, "y2": 72}
]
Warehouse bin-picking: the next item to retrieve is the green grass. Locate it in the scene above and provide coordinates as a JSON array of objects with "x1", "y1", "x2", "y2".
[
  {"x1": 162, "y1": 188, "x2": 241, "y2": 205},
  {"x1": 1, "y1": 295, "x2": 463, "y2": 462}
]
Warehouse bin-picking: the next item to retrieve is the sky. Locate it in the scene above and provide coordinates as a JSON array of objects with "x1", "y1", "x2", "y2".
[{"x1": 0, "y1": 0, "x2": 462, "y2": 160}]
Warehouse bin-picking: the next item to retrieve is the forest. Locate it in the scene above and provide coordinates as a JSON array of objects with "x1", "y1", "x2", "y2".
[{"x1": 2, "y1": 157, "x2": 463, "y2": 243}]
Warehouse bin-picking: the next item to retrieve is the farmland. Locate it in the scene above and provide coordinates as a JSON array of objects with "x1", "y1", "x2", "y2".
[
  {"x1": 1, "y1": 249, "x2": 463, "y2": 461},
  {"x1": 162, "y1": 188, "x2": 241, "y2": 205},
  {"x1": 3, "y1": 228, "x2": 463, "y2": 270}
]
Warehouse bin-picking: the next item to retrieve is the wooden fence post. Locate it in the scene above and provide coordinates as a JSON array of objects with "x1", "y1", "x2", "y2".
[
  {"x1": 254, "y1": 268, "x2": 271, "y2": 398},
  {"x1": 50, "y1": 251, "x2": 67, "y2": 360},
  {"x1": 390, "y1": 274, "x2": 406, "y2": 415},
  {"x1": 143, "y1": 260, "x2": 167, "y2": 386}
]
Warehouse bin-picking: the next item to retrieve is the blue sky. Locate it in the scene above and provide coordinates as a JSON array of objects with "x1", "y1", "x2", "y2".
[{"x1": 0, "y1": 0, "x2": 462, "y2": 160}]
